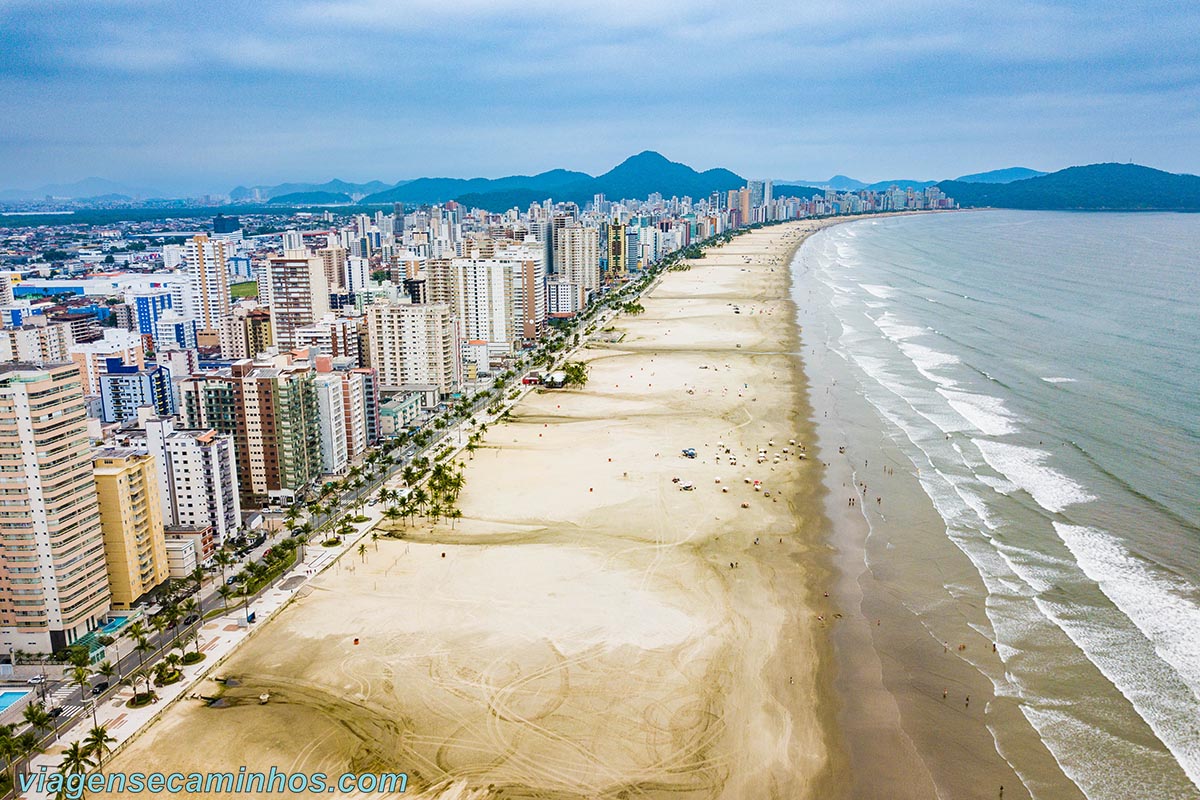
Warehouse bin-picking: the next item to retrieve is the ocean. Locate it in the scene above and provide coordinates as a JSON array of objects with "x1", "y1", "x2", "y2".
[{"x1": 793, "y1": 211, "x2": 1200, "y2": 800}]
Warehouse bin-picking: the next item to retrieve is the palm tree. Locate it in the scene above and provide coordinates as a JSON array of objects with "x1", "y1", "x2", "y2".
[
  {"x1": 217, "y1": 584, "x2": 234, "y2": 611},
  {"x1": 57, "y1": 742, "x2": 94, "y2": 796},
  {"x1": 189, "y1": 565, "x2": 206, "y2": 596},
  {"x1": 410, "y1": 487, "x2": 428, "y2": 516},
  {"x1": 465, "y1": 441, "x2": 478, "y2": 460},
  {"x1": 0, "y1": 724, "x2": 17, "y2": 793},
  {"x1": 83, "y1": 726, "x2": 116, "y2": 775},
  {"x1": 124, "y1": 620, "x2": 147, "y2": 662},
  {"x1": 382, "y1": 506, "x2": 401, "y2": 529},
  {"x1": 213, "y1": 550, "x2": 236, "y2": 587},
  {"x1": 22, "y1": 702, "x2": 53, "y2": 737},
  {"x1": 446, "y1": 471, "x2": 465, "y2": 502},
  {"x1": 70, "y1": 666, "x2": 95, "y2": 727},
  {"x1": 180, "y1": 597, "x2": 200, "y2": 627},
  {"x1": 448, "y1": 507, "x2": 463, "y2": 529},
  {"x1": 133, "y1": 636, "x2": 153, "y2": 667},
  {"x1": 14, "y1": 731, "x2": 41, "y2": 790},
  {"x1": 357, "y1": 543, "x2": 367, "y2": 562},
  {"x1": 95, "y1": 659, "x2": 118, "y2": 686},
  {"x1": 126, "y1": 668, "x2": 152, "y2": 701},
  {"x1": 162, "y1": 605, "x2": 182, "y2": 647},
  {"x1": 370, "y1": 531, "x2": 379, "y2": 550}
]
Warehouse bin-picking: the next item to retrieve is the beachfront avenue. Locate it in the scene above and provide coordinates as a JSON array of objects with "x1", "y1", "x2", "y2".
[{"x1": 20, "y1": 766, "x2": 409, "y2": 797}]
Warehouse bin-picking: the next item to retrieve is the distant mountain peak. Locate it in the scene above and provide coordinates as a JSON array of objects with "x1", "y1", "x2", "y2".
[{"x1": 954, "y1": 166, "x2": 1047, "y2": 184}]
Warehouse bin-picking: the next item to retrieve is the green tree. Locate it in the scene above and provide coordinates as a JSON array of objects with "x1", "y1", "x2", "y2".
[
  {"x1": 57, "y1": 742, "x2": 95, "y2": 798},
  {"x1": 83, "y1": 725, "x2": 116, "y2": 775}
]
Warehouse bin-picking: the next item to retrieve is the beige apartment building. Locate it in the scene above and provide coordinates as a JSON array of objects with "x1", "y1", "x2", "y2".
[
  {"x1": 365, "y1": 300, "x2": 459, "y2": 401},
  {"x1": 0, "y1": 363, "x2": 110, "y2": 655}
]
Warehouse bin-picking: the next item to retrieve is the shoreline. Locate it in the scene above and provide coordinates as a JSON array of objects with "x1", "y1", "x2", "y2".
[{"x1": 791, "y1": 215, "x2": 1058, "y2": 800}]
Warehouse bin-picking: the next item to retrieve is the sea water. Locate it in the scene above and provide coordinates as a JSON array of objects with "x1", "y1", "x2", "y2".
[{"x1": 795, "y1": 211, "x2": 1200, "y2": 800}]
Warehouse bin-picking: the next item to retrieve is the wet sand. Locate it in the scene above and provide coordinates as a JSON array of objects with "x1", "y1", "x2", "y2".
[
  {"x1": 100, "y1": 222, "x2": 846, "y2": 799},
  {"x1": 793, "y1": 219, "x2": 1084, "y2": 800}
]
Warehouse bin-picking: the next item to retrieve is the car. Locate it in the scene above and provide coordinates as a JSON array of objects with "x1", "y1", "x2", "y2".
[
  {"x1": 26, "y1": 675, "x2": 45, "y2": 685},
  {"x1": 263, "y1": 548, "x2": 273, "y2": 559},
  {"x1": 90, "y1": 682, "x2": 109, "y2": 695},
  {"x1": 226, "y1": 576, "x2": 238, "y2": 585},
  {"x1": 48, "y1": 706, "x2": 63, "y2": 718},
  {"x1": 183, "y1": 613, "x2": 200, "y2": 625}
]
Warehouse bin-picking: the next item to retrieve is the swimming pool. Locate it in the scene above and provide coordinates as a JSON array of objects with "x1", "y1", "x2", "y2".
[
  {"x1": 99, "y1": 615, "x2": 128, "y2": 635},
  {"x1": 0, "y1": 690, "x2": 29, "y2": 713}
]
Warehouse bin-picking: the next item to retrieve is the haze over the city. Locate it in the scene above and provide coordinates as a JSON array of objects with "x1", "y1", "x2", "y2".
[{"x1": 2, "y1": 0, "x2": 1198, "y2": 194}]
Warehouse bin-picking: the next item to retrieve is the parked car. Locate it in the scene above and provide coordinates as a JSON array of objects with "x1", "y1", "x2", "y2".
[
  {"x1": 90, "y1": 682, "x2": 108, "y2": 695},
  {"x1": 26, "y1": 675, "x2": 45, "y2": 685},
  {"x1": 226, "y1": 576, "x2": 238, "y2": 585},
  {"x1": 183, "y1": 613, "x2": 200, "y2": 625}
]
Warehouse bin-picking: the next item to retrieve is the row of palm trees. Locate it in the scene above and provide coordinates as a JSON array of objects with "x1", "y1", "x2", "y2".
[
  {"x1": 380, "y1": 460, "x2": 467, "y2": 531},
  {"x1": 0, "y1": 719, "x2": 116, "y2": 799}
]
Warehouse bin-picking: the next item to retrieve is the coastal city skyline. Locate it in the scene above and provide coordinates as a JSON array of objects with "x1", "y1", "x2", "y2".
[
  {"x1": 0, "y1": 2, "x2": 1197, "y2": 799},
  {"x1": 3, "y1": 1, "x2": 1198, "y2": 193}
]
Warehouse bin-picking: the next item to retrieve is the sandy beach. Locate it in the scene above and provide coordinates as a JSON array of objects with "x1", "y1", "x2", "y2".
[{"x1": 98, "y1": 221, "x2": 846, "y2": 799}]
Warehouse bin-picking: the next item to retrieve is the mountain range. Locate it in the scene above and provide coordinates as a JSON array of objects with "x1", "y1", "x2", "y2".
[
  {"x1": 784, "y1": 167, "x2": 1047, "y2": 192},
  {"x1": 230, "y1": 179, "x2": 394, "y2": 202},
  {"x1": 4, "y1": 157, "x2": 1198, "y2": 212},
  {"x1": 359, "y1": 152, "x2": 746, "y2": 211}
]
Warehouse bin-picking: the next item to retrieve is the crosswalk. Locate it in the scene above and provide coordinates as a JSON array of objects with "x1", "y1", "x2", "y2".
[
  {"x1": 57, "y1": 703, "x2": 84, "y2": 719},
  {"x1": 46, "y1": 685, "x2": 75, "y2": 705},
  {"x1": 43, "y1": 685, "x2": 86, "y2": 719}
]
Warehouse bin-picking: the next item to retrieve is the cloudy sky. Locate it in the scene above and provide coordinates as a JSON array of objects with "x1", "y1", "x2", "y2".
[{"x1": 1, "y1": 0, "x2": 1197, "y2": 194}]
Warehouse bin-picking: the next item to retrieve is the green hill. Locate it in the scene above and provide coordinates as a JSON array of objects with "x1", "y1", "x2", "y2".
[{"x1": 937, "y1": 163, "x2": 1200, "y2": 210}]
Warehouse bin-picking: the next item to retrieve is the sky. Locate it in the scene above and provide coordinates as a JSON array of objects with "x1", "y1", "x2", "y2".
[{"x1": 1, "y1": 0, "x2": 1198, "y2": 195}]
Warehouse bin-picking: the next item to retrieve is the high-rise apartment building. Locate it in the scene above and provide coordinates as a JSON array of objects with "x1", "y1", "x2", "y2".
[
  {"x1": 313, "y1": 374, "x2": 348, "y2": 475},
  {"x1": 494, "y1": 240, "x2": 547, "y2": 341},
  {"x1": 179, "y1": 356, "x2": 322, "y2": 504},
  {"x1": 154, "y1": 310, "x2": 199, "y2": 351},
  {"x1": 316, "y1": 239, "x2": 348, "y2": 292},
  {"x1": 98, "y1": 358, "x2": 176, "y2": 423},
  {"x1": 0, "y1": 318, "x2": 74, "y2": 363},
  {"x1": 0, "y1": 363, "x2": 110, "y2": 653},
  {"x1": 183, "y1": 235, "x2": 231, "y2": 335},
  {"x1": 69, "y1": 329, "x2": 145, "y2": 396},
  {"x1": 607, "y1": 221, "x2": 628, "y2": 281},
  {"x1": 144, "y1": 417, "x2": 241, "y2": 548},
  {"x1": 219, "y1": 306, "x2": 273, "y2": 360},
  {"x1": 554, "y1": 224, "x2": 601, "y2": 310},
  {"x1": 129, "y1": 291, "x2": 174, "y2": 338},
  {"x1": 365, "y1": 300, "x2": 459, "y2": 400},
  {"x1": 264, "y1": 253, "x2": 330, "y2": 351},
  {"x1": 294, "y1": 316, "x2": 359, "y2": 365},
  {"x1": 92, "y1": 449, "x2": 168, "y2": 610},
  {"x1": 450, "y1": 256, "x2": 514, "y2": 354}
]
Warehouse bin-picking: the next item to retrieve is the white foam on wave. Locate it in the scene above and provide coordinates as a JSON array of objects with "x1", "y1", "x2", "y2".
[
  {"x1": 1041, "y1": 376, "x2": 1077, "y2": 384},
  {"x1": 939, "y1": 388, "x2": 1020, "y2": 436},
  {"x1": 861, "y1": 283, "x2": 896, "y2": 300},
  {"x1": 874, "y1": 311, "x2": 925, "y2": 342},
  {"x1": 1055, "y1": 523, "x2": 1200, "y2": 705},
  {"x1": 849, "y1": 351, "x2": 969, "y2": 435},
  {"x1": 974, "y1": 440, "x2": 1096, "y2": 513},
  {"x1": 898, "y1": 340, "x2": 959, "y2": 371}
]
